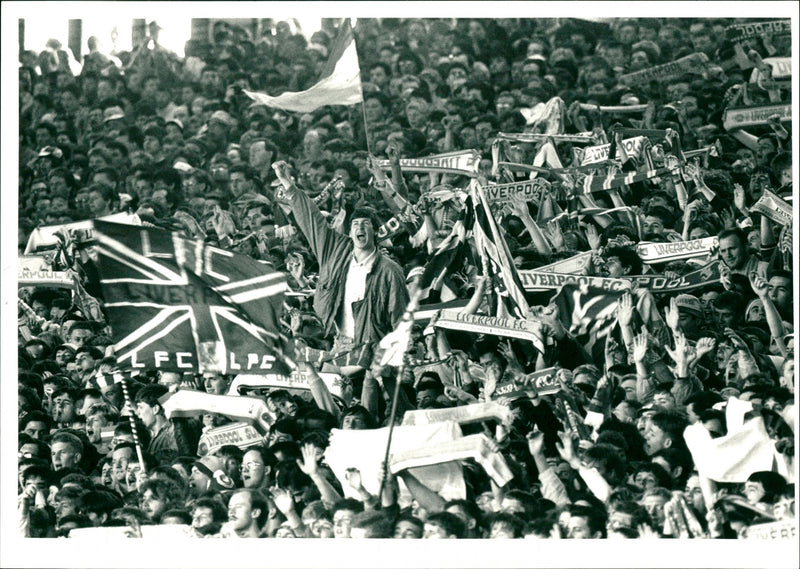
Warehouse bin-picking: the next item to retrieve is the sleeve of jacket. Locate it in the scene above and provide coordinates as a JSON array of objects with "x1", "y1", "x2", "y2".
[
  {"x1": 384, "y1": 261, "x2": 410, "y2": 328},
  {"x1": 286, "y1": 184, "x2": 342, "y2": 265}
]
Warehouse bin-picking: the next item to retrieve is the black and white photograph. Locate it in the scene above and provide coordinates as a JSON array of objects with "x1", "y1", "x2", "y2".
[{"x1": 2, "y1": 2, "x2": 797, "y2": 567}]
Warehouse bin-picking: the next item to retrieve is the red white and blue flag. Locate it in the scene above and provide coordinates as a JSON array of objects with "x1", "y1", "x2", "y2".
[{"x1": 92, "y1": 220, "x2": 291, "y2": 375}]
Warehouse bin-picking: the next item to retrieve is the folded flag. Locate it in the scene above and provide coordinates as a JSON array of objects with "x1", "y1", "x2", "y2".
[
  {"x1": 471, "y1": 179, "x2": 531, "y2": 319},
  {"x1": 552, "y1": 283, "x2": 624, "y2": 349},
  {"x1": 243, "y1": 20, "x2": 362, "y2": 113},
  {"x1": 683, "y1": 397, "x2": 793, "y2": 483},
  {"x1": 325, "y1": 423, "x2": 467, "y2": 503},
  {"x1": 389, "y1": 433, "x2": 515, "y2": 488},
  {"x1": 92, "y1": 220, "x2": 290, "y2": 375}
]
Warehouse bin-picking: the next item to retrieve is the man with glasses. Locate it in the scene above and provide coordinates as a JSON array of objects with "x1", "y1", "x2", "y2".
[{"x1": 240, "y1": 446, "x2": 276, "y2": 491}]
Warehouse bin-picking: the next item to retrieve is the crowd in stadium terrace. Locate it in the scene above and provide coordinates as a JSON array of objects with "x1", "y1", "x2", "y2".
[{"x1": 16, "y1": 16, "x2": 795, "y2": 540}]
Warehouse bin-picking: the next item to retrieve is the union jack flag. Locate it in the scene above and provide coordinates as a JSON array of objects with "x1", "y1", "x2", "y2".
[
  {"x1": 552, "y1": 283, "x2": 623, "y2": 352},
  {"x1": 470, "y1": 179, "x2": 530, "y2": 320},
  {"x1": 92, "y1": 220, "x2": 291, "y2": 375}
]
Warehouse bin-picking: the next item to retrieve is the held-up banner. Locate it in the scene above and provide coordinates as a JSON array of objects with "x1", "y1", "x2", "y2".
[
  {"x1": 484, "y1": 178, "x2": 550, "y2": 207},
  {"x1": 494, "y1": 366, "x2": 562, "y2": 400},
  {"x1": 433, "y1": 310, "x2": 545, "y2": 353},
  {"x1": 160, "y1": 390, "x2": 276, "y2": 434},
  {"x1": 18, "y1": 255, "x2": 75, "y2": 288},
  {"x1": 636, "y1": 236, "x2": 718, "y2": 264},
  {"x1": 744, "y1": 520, "x2": 797, "y2": 540},
  {"x1": 581, "y1": 136, "x2": 647, "y2": 166},
  {"x1": 197, "y1": 422, "x2": 265, "y2": 456},
  {"x1": 228, "y1": 371, "x2": 350, "y2": 405},
  {"x1": 377, "y1": 150, "x2": 481, "y2": 176},
  {"x1": 750, "y1": 190, "x2": 792, "y2": 226},
  {"x1": 402, "y1": 402, "x2": 512, "y2": 427},
  {"x1": 24, "y1": 212, "x2": 141, "y2": 253},
  {"x1": 520, "y1": 260, "x2": 722, "y2": 293},
  {"x1": 726, "y1": 20, "x2": 791, "y2": 42},
  {"x1": 759, "y1": 57, "x2": 792, "y2": 80},
  {"x1": 618, "y1": 53, "x2": 709, "y2": 85},
  {"x1": 723, "y1": 104, "x2": 791, "y2": 130}
]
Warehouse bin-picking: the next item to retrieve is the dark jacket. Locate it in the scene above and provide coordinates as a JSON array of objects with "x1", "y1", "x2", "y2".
[{"x1": 286, "y1": 184, "x2": 408, "y2": 345}]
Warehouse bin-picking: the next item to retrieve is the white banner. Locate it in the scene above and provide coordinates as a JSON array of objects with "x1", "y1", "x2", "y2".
[
  {"x1": 161, "y1": 391, "x2": 276, "y2": 434},
  {"x1": 325, "y1": 423, "x2": 467, "y2": 502},
  {"x1": 389, "y1": 434, "x2": 515, "y2": 488},
  {"x1": 24, "y1": 212, "x2": 141, "y2": 253},
  {"x1": 377, "y1": 150, "x2": 480, "y2": 176},
  {"x1": 229, "y1": 371, "x2": 348, "y2": 403},
  {"x1": 197, "y1": 421, "x2": 265, "y2": 456},
  {"x1": 618, "y1": 53, "x2": 709, "y2": 85},
  {"x1": 581, "y1": 136, "x2": 647, "y2": 166},
  {"x1": 484, "y1": 179, "x2": 550, "y2": 206},
  {"x1": 723, "y1": 104, "x2": 792, "y2": 130},
  {"x1": 402, "y1": 402, "x2": 511, "y2": 427},
  {"x1": 636, "y1": 236, "x2": 718, "y2": 264},
  {"x1": 750, "y1": 190, "x2": 792, "y2": 226},
  {"x1": 744, "y1": 520, "x2": 797, "y2": 540},
  {"x1": 433, "y1": 310, "x2": 545, "y2": 352}
]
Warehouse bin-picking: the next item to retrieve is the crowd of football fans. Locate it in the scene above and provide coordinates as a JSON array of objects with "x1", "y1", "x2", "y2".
[{"x1": 17, "y1": 17, "x2": 795, "y2": 539}]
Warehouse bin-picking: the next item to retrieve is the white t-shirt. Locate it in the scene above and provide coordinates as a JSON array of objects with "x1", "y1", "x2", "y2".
[{"x1": 339, "y1": 249, "x2": 378, "y2": 339}]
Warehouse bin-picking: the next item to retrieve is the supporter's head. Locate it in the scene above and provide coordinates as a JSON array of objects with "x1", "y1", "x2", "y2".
[
  {"x1": 643, "y1": 410, "x2": 688, "y2": 455},
  {"x1": 423, "y1": 511, "x2": 466, "y2": 539},
  {"x1": 607, "y1": 500, "x2": 651, "y2": 535},
  {"x1": 684, "y1": 391, "x2": 723, "y2": 424},
  {"x1": 202, "y1": 372, "x2": 231, "y2": 395},
  {"x1": 642, "y1": 205, "x2": 674, "y2": 238},
  {"x1": 133, "y1": 384, "x2": 169, "y2": 430},
  {"x1": 583, "y1": 444, "x2": 628, "y2": 487},
  {"x1": 717, "y1": 228, "x2": 748, "y2": 271},
  {"x1": 79, "y1": 489, "x2": 123, "y2": 527},
  {"x1": 190, "y1": 455, "x2": 235, "y2": 497},
  {"x1": 50, "y1": 387, "x2": 79, "y2": 425},
  {"x1": 266, "y1": 389, "x2": 298, "y2": 419},
  {"x1": 601, "y1": 246, "x2": 642, "y2": 277},
  {"x1": 84, "y1": 402, "x2": 118, "y2": 445},
  {"x1": 744, "y1": 471, "x2": 788, "y2": 506},
  {"x1": 349, "y1": 510, "x2": 395, "y2": 539},
  {"x1": 392, "y1": 513, "x2": 424, "y2": 539},
  {"x1": 49, "y1": 431, "x2": 84, "y2": 472},
  {"x1": 631, "y1": 460, "x2": 672, "y2": 492},
  {"x1": 566, "y1": 504, "x2": 606, "y2": 538},
  {"x1": 67, "y1": 322, "x2": 94, "y2": 348},
  {"x1": 331, "y1": 498, "x2": 364, "y2": 538},
  {"x1": 415, "y1": 375, "x2": 445, "y2": 409},
  {"x1": 340, "y1": 405, "x2": 375, "y2": 430},
  {"x1": 486, "y1": 512, "x2": 526, "y2": 539},
  {"x1": 227, "y1": 488, "x2": 268, "y2": 535},
  {"x1": 215, "y1": 445, "x2": 244, "y2": 486},
  {"x1": 134, "y1": 477, "x2": 183, "y2": 523},
  {"x1": 19, "y1": 410, "x2": 52, "y2": 440},
  {"x1": 640, "y1": 487, "x2": 671, "y2": 529},
  {"x1": 191, "y1": 496, "x2": 228, "y2": 535},
  {"x1": 767, "y1": 270, "x2": 792, "y2": 318},
  {"x1": 241, "y1": 445, "x2": 277, "y2": 490},
  {"x1": 713, "y1": 291, "x2": 746, "y2": 329}
]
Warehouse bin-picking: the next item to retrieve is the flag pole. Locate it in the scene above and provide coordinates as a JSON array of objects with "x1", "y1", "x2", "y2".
[
  {"x1": 119, "y1": 375, "x2": 147, "y2": 475},
  {"x1": 376, "y1": 288, "x2": 422, "y2": 502},
  {"x1": 345, "y1": 19, "x2": 372, "y2": 156}
]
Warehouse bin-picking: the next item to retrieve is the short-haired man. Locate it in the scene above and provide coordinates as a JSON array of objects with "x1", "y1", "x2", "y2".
[
  {"x1": 50, "y1": 431, "x2": 84, "y2": 472},
  {"x1": 718, "y1": 228, "x2": 767, "y2": 280},
  {"x1": 766, "y1": 269, "x2": 792, "y2": 322},
  {"x1": 222, "y1": 488, "x2": 268, "y2": 538},
  {"x1": 274, "y1": 161, "x2": 408, "y2": 374},
  {"x1": 643, "y1": 410, "x2": 688, "y2": 456},
  {"x1": 134, "y1": 384, "x2": 179, "y2": 464}
]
